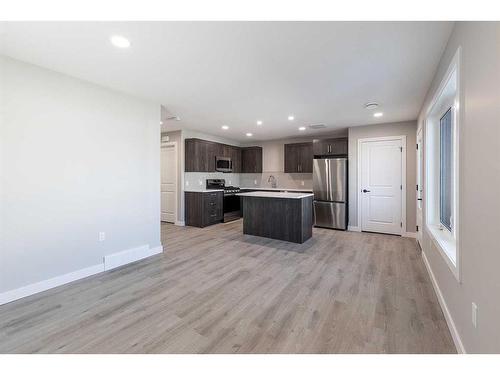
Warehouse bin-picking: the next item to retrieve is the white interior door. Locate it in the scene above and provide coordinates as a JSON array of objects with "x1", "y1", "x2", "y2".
[
  {"x1": 416, "y1": 128, "x2": 423, "y2": 245},
  {"x1": 161, "y1": 143, "x2": 177, "y2": 223},
  {"x1": 360, "y1": 138, "x2": 403, "y2": 235}
]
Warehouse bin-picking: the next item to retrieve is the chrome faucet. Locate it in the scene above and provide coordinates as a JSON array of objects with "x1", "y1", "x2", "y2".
[{"x1": 267, "y1": 175, "x2": 277, "y2": 188}]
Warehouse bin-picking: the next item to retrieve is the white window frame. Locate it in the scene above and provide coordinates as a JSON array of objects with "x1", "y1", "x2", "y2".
[{"x1": 424, "y1": 47, "x2": 461, "y2": 281}]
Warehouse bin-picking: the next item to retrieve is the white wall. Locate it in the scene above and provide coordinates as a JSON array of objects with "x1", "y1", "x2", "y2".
[
  {"x1": 0, "y1": 56, "x2": 161, "y2": 296},
  {"x1": 348, "y1": 121, "x2": 417, "y2": 233},
  {"x1": 417, "y1": 22, "x2": 500, "y2": 353}
]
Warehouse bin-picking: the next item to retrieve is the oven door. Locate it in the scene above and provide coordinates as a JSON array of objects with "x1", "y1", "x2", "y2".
[
  {"x1": 223, "y1": 194, "x2": 241, "y2": 222},
  {"x1": 215, "y1": 157, "x2": 232, "y2": 172}
]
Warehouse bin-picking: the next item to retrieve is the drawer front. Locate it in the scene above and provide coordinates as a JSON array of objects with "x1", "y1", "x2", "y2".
[{"x1": 203, "y1": 191, "x2": 223, "y2": 225}]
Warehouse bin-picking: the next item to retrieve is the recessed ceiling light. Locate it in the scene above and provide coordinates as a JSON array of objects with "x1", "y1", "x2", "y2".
[
  {"x1": 373, "y1": 112, "x2": 383, "y2": 118},
  {"x1": 221, "y1": 125, "x2": 229, "y2": 130},
  {"x1": 365, "y1": 102, "x2": 379, "y2": 110},
  {"x1": 246, "y1": 133, "x2": 253, "y2": 137},
  {"x1": 298, "y1": 126, "x2": 306, "y2": 131},
  {"x1": 288, "y1": 115, "x2": 295, "y2": 121},
  {"x1": 110, "y1": 35, "x2": 131, "y2": 49},
  {"x1": 256, "y1": 120, "x2": 263, "y2": 126}
]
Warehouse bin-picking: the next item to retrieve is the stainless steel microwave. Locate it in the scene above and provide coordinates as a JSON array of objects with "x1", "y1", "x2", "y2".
[{"x1": 215, "y1": 156, "x2": 232, "y2": 172}]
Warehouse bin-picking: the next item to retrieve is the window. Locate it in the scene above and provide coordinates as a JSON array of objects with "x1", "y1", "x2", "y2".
[
  {"x1": 425, "y1": 47, "x2": 460, "y2": 280},
  {"x1": 439, "y1": 108, "x2": 453, "y2": 232}
]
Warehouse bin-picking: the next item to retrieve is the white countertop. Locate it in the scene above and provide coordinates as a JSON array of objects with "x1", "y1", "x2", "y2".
[
  {"x1": 240, "y1": 187, "x2": 312, "y2": 192},
  {"x1": 184, "y1": 189, "x2": 224, "y2": 193},
  {"x1": 237, "y1": 191, "x2": 313, "y2": 199}
]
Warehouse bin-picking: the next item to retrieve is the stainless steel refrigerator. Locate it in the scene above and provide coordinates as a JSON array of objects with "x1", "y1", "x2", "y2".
[{"x1": 313, "y1": 158, "x2": 348, "y2": 230}]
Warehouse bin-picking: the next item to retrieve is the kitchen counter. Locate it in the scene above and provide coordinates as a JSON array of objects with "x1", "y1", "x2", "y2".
[
  {"x1": 237, "y1": 191, "x2": 313, "y2": 199},
  {"x1": 184, "y1": 189, "x2": 224, "y2": 193},
  {"x1": 240, "y1": 187, "x2": 312, "y2": 192},
  {"x1": 239, "y1": 192, "x2": 313, "y2": 243}
]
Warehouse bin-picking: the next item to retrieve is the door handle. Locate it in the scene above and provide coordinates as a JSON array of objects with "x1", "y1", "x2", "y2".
[
  {"x1": 417, "y1": 198, "x2": 422, "y2": 201},
  {"x1": 362, "y1": 189, "x2": 371, "y2": 193}
]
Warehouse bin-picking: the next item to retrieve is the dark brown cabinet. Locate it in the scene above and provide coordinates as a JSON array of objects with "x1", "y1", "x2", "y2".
[
  {"x1": 185, "y1": 191, "x2": 223, "y2": 227},
  {"x1": 229, "y1": 146, "x2": 241, "y2": 173},
  {"x1": 284, "y1": 142, "x2": 313, "y2": 173},
  {"x1": 185, "y1": 138, "x2": 218, "y2": 172},
  {"x1": 312, "y1": 137, "x2": 348, "y2": 157},
  {"x1": 185, "y1": 139, "x2": 256, "y2": 173},
  {"x1": 241, "y1": 147, "x2": 263, "y2": 173}
]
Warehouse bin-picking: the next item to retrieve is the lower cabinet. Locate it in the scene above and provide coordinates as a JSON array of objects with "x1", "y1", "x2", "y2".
[{"x1": 185, "y1": 191, "x2": 223, "y2": 228}]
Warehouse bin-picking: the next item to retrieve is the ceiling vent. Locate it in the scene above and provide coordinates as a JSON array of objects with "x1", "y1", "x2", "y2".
[{"x1": 309, "y1": 124, "x2": 327, "y2": 130}]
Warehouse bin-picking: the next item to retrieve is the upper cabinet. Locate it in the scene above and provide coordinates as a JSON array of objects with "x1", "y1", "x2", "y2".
[
  {"x1": 312, "y1": 137, "x2": 348, "y2": 157},
  {"x1": 185, "y1": 138, "x2": 257, "y2": 173},
  {"x1": 284, "y1": 142, "x2": 313, "y2": 173},
  {"x1": 230, "y1": 146, "x2": 242, "y2": 173},
  {"x1": 241, "y1": 147, "x2": 263, "y2": 173},
  {"x1": 185, "y1": 137, "x2": 346, "y2": 173},
  {"x1": 185, "y1": 138, "x2": 217, "y2": 172}
]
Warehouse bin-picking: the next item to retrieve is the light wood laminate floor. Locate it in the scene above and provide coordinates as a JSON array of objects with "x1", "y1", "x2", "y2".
[{"x1": 0, "y1": 221, "x2": 455, "y2": 353}]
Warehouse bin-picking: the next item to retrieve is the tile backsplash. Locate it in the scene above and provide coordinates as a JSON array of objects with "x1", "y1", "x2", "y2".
[
  {"x1": 184, "y1": 172, "x2": 312, "y2": 191},
  {"x1": 240, "y1": 172, "x2": 313, "y2": 190},
  {"x1": 184, "y1": 172, "x2": 240, "y2": 190}
]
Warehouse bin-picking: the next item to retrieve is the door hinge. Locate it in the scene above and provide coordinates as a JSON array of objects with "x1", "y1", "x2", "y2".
[
  {"x1": 400, "y1": 222, "x2": 403, "y2": 228},
  {"x1": 400, "y1": 146, "x2": 403, "y2": 152},
  {"x1": 416, "y1": 143, "x2": 419, "y2": 150},
  {"x1": 416, "y1": 184, "x2": 419, "y2": 191},
  {"x1": 416, "y1": 225, "x2": 419, "y2": 232},
  {"x1": 400, "y1": 184, "x2": 402, "y2": 190}
]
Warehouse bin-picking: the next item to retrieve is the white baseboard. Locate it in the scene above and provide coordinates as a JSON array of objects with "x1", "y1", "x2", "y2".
[
  {"x1": 421, "y1": 250, "x2": 466, "y2": 353},
  {"x1": 175, "y1": 220, "x2": 185, "y2": 226},
  {"x1": 104, "y1": 245, "x2": 163, "y2": 271},
  {"x1": 403, "y1": 232, "x2": 417, "y2": 238},
  {"x1": 0, "y1": 244, "x2": 163, "y2": 306},
  {"x1": 0, "y1": 263, "x2": 104, "y2": 306},
  {"x1": 348, "y1": 226, "x2": 361, "y2": 232}
]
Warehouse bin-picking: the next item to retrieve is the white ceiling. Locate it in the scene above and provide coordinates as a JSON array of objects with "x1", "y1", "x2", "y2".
[{"x1": 0, "y1": 22, "x2": 453, "y2": 141}]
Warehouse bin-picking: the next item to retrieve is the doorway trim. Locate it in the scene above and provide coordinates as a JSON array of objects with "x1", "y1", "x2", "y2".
[
  {"x1": 357, "y1": 135, "x2": 407, "y2": 235},
  {"x1": 161, "y1": 141, "x2": 178, "y2": 224}
]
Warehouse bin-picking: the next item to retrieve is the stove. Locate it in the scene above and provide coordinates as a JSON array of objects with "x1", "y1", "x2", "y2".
[
  {"x1": 224, "y1": 186, "x2": 241, "y2": 196},
  {"x1": 206, "y1": 179, "x2": 241, "y2": 222}
]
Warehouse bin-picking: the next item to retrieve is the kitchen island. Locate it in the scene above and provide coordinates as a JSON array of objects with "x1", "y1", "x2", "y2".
[{"x1": 237, "y1": 191, "x2": 313, "y2": 243}]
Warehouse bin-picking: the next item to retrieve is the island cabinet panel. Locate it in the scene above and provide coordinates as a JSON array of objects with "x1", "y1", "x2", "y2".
[
  {"x1": 312, "y1": 137, "x2": 348, "y2": 157},
  {"x1": 241, "y1": 196, "x2": 313, "y2": 243},
  {"x1": 241, "y1": 147, "x2": 262, "y2": 173},
  {"x1": 284, "y1": 142, "x2": 313, "y2": 173},
  {"x1": 185, "y1": 191, "x2": 223, "y2": 227}
]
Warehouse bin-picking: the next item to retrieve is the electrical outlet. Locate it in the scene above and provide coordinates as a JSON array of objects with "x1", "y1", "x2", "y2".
[
  {"x1": 472, "y1": 302, "x2": 478, "y2": 328},
  {"x1": 301, "y1": 180, "x2": 305, "y2": 186},
  {"x1": 254, "y1": 179, "x2": 257, "y2": 185},
  {"x1": 98, "y1": 232, "x2": 106, "y2": 242},
  {"x1": 185, "y1": 180, "x2": 189, "y2": 186},
  {"x1": 198, "y1": 179, "x2": 203, "y2": 186}
]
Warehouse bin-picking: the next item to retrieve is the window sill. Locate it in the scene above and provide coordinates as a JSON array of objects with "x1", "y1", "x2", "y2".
[{"x1": 425, "y1": 224, "x2": 459, "y2": 281}]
